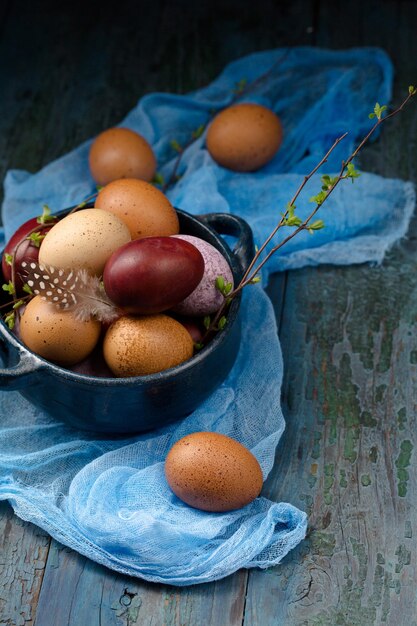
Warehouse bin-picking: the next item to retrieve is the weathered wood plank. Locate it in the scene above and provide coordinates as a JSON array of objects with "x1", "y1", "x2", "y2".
[
  {"x1": 0, "y1": 503, "x2": 50, "y2": 626},
  {"x1": 244, "y1": 1, "x2": 417, "y2": 624},
  {"x1": 34, "y1": 543, "x2": 247, "y2": 626}
]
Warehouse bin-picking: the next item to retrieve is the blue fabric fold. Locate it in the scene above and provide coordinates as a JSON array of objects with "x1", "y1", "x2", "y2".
[{"x1": 0, "y1": 46, "x2": 413, "y2": 585}]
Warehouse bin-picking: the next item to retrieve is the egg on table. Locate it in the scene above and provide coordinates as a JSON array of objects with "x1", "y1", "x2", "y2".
[
  {"x1": 38, "y1": 208, "x2": 131, "y2": 275},
  {"x1": 89, "y1": 127, "x2": 156, "y2": 186},
  {"x1": 95, "y1": 179, "x2": 179, "y2": 240},
  {"x1": 165, "y1": 432, "x2": 264, "y2": 512},
  {"x1": 19, "y1": 296, "x2": 101, "y2": 366},
  {"x1": 206, "y1": 102, "x2": 283, "y2": 172}
]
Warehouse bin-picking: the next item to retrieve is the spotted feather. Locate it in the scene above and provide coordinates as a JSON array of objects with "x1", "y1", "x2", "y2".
[{"x1": 20, "y1": 261, "x2": 120, "y2": 323}]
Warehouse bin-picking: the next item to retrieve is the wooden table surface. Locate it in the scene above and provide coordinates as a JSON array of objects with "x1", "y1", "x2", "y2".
[{"x1": 0, "y1": 1, "x2": 416, "y2": 624}]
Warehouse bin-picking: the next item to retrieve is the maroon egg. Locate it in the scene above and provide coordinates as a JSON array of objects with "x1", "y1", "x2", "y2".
[
  {"x1": 103, "y1": 236, "x2": 205, "y2": 314},
  {"x1": 2, "y1": 217, "x2": 56, "y2": 292},
  {"x1": 171, "y1": 315, "x2": 205, "y2": 344},
  {"x1": 69, "y1": 342, "x2": 114, "y2": 378}
]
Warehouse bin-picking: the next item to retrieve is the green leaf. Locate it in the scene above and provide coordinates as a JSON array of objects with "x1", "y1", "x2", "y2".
[
  {"x1": 368, "y1": 112, "x2": 376, "y2": 119},
  {"x1": 194, "y1": 342, "x2": 204, "y2": 351},
  {"x1": 12, "y1": 299, "x2": 25, "y2": 310},
  {"x1": 309, "y1": 219, "x2": 325, "y2": 231},
  {"x1": 170, "y1": 139, "x2": 182, "y2": 153},
  {"x1": 224, "y1": 282, "x2": 233, "y2": 295},
  {"x1": 22, "y1": 283, "x2": 33, "y2": 295},
  {"x1": 203, "y1": 315, "x2": 211, "y2": 330},
  {"x1": 215, "y1": 276, "x2": 225, "y2": 292},
  {"x1": 191, "y1": 125, "x2": 205, "y2": 139},
  {"x1": 27, "y1": 232, "x2": 46, "y2": 247},
  {"x1": 218, "y1": 316, "x2": 227, "y2": 330},
  {"x1": 77, "y1": 200, "x2": 87, "y2": 209},
  {"x1": 2, "y1": 281, "x2": 15, "y2": 296},
  {"x1": 310, "y1": 190, "x2": 327, "y2": 206},
  {"x1": 37, "y1": 204, "x2": 56, "y2": 225},
  {"x1": 346, "y1": 162, "x2": 360, "y2": 181},
  {"x1": 286, "y1": 202, "x2": 296, "y2": 217},
  {"x1": 152, "y1": 172, "x2": 165, "y2": 186},
  {"x1": 250, "y1": 276, "x2": 261, "y2": 284},
  {"x1": 409, "y1": 85, "x2": 417, "y2": 95},
  {"x1": 285, "y1": 215, "x2": 303, "y2": 227},
  {"x1": 4, "y1": 253, "x2": 13, "y2": 267},
  {"x1": 96, "y1": 185, "x2": 104, "y2": 192},
  {"x1": 4, "y1": 311, "x2": 15, "y2": 330},
  {"x1": 372, "y1": 102, "x2": 387, "y2": 121},
  {"x1": 321, "y1": 174, "x2": 338, "y2": 190}
]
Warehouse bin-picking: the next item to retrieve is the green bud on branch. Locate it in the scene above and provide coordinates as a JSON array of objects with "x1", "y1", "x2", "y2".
[
  {"x1": 369, "y1": 102, "x2": 387, "y2": 120},
  {"x1": 4, "y1": 312, "x2": 15, "y2": 330},
  {"x1": 191, "y1": 125, "x2": 205, "y2": 139},
  {"x1": 152, "y1": 172, "x2": 165, "y2": 186},
  {"x1": 233, "y1": 78, "x2": 248, "y2": 94},
  {"x1": 27, "y1": 232, "x2": 46, "y2": 247},
  {"x1": 37, "y1": 204, "x2": 56, "y2": 225},
  {"x1": 2, "y1": 281, "x2": 15, "y2": 296},
  {"x1": 217, "y1": 316, "x2": 227, "y2": 330},
  {"x1": 170, "y1": 139, "x2": 182, "y2": 153}
]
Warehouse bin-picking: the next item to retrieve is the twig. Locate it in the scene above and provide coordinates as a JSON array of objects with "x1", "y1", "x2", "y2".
[{"x1": 204, "y1": 87, "x2": 417, "y2": 339}]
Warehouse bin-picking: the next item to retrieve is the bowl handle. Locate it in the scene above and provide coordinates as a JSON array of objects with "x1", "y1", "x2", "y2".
[
  {"x1": 0, "y1": 326, "x2": 44, "y2": 390},
  {"x1": 197, "y1": 213, "x2": 255, "y2": 274}
]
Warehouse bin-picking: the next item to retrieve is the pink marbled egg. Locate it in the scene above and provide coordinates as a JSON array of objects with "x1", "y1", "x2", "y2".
[{"x1": 172, "y1": 235, "x2": 234, "y2": 316}]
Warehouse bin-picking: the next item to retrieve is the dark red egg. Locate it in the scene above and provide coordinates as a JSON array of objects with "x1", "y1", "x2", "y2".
[
  {"x1": 103, "y1": 236, "x2": 205, "y2": 315},
  {"x1": 2, "y1": 217, "x2": 56, "y2": 292},
  {"x1": 172, "y1": 315, "x2": 205, "y2": 344}
]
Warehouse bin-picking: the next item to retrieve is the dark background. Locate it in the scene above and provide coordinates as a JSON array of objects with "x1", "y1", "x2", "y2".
[{"x1": 1, "y1": 0, "x2": 415, "y2": 202}]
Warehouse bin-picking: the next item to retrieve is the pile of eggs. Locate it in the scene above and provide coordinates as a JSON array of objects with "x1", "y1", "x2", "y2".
[
  {"x1": 2, "y1": 102, "x2": 283, "y2": 511},
  {"x1": 4, "y1": 178, "x2": 234, "y2": 378}
]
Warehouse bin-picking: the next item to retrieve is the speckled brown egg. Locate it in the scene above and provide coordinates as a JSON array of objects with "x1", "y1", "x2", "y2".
[
  {"x1": 206, "y1": 103, "x2": 283, "y2": 172},
  {"x1": 165, "y1": 432, "x2": 264, "y2": 512},
  {"x1": 38, "y1": 208, "x2": 131, "y2": 275},
  {"x1": 103, "y1": 314, "x2": 194, "y2": 377},
  {"x1": 20, "y1": 296, "x2": 101, "y2": 365},
  {"x1": 95, "y1": 179, "x2": 179, "y2": 240},
  {"x1": 89, "y1": 127, "x2": 157, "y2": 186}
]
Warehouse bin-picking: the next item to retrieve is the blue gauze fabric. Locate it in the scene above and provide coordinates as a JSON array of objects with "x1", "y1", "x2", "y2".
[{"x1": 0, "y1": 47, "x2": 414, "y2": 585}]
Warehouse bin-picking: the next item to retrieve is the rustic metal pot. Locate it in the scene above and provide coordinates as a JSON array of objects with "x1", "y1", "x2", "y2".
[{"x1": 0, "y1": 208, "x2": 254, "y2": 433}]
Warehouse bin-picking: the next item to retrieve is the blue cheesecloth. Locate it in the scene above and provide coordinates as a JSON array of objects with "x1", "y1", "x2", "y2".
[{"x1": 0, "y1": 47, "x2": 414, "y2": 585}]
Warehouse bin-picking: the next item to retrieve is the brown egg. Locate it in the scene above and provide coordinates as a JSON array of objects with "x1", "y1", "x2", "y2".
[
  {"x1": 20, "y1": 296, "x2": 101, "y2": 366},
  {"x1": 165, "y1": 432, "x2": 264, "y2": 512},
  {"x1": 95, "y1": 179, "x2": 179, "y2": 240},
  {"x1": 206, "y1": 103, "x2": 283, "y2": 172},
  {"x1": 39, "y1": 209, "x2": 131, "y2": 275},
  {"x1": 89, "y1": 127, "x2": 157, "y2": 186},
  {"x1": 103, "y1": 314, "x2": 194, "y2": 377}
]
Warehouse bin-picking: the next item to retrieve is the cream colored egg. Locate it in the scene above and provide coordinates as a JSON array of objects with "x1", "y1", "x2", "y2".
[
  {"x1": 39, "y1": 209, "x2": 131, "y2": 275},
  {"x1": 20, "y1": 296, "x2": 101, "y2": 366}
]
